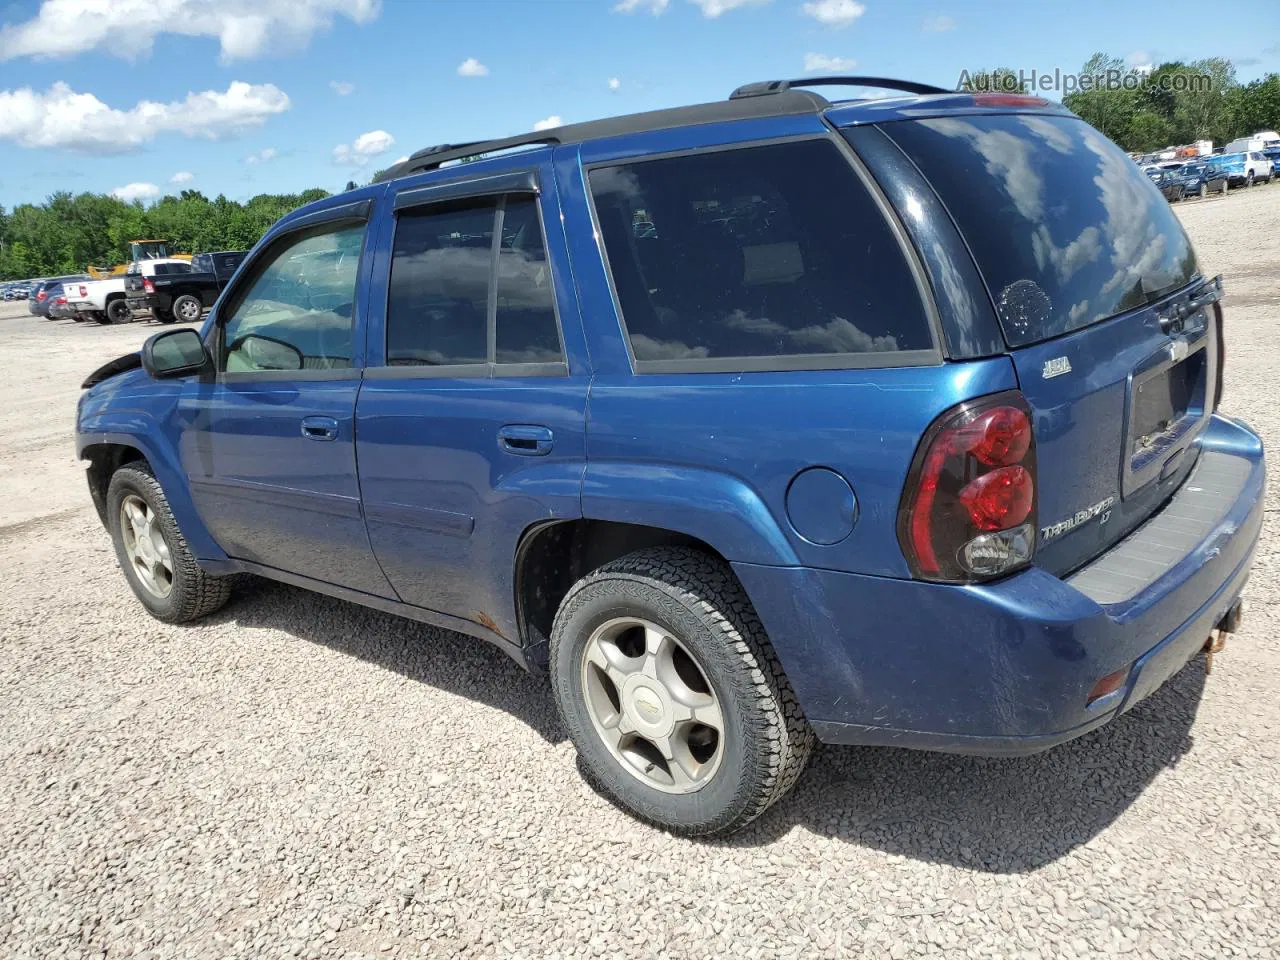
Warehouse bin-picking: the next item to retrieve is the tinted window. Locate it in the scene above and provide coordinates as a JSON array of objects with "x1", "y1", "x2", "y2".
[
  {"x1": 191, "y1": 255, "x2": 210, "y2": 273},
  {"x1": 589, "y1": 139, "x2": 932, "y2": 367},
  {"x1": 495, "y1": 198, "x2": 561, "y2": 364},
  {"x1": 386, "y1": 195, "x2": 563, "y2": 368},
  {"x1": 885, "y1": 115, "x2": 1198, "y2": 347},
  {"x1": 221, "y1": 223, "x2": 364, "y2": 372},
  {"x1": 387, "y1": 200, "x2": 495, "y2": 366}
]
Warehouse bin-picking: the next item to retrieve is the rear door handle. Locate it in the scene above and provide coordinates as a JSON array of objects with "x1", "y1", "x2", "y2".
[
  {"x1": 498, "y1": 424, "x2": 554, "y2": 456},
  {"x1": 301, "y1": 416, "x2": 339, "y2": 441}
]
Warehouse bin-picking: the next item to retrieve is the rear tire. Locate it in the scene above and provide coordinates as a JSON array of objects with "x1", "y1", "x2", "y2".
[
  {"x1": 106, "y1": 462, "x2": 231, "y2": 623},
  {"x1": 171, "y1": 294, "x2": 202, "y2": 324},
  {"x1": 1246, "y1": 171, "x2": 1255, "y2": 188},
  {"x1": 550, "y1": 546, "x2": 814, "y2": 837},
  {"x1": 105, "y1": 298, "x2": 131, "y2": 324}
]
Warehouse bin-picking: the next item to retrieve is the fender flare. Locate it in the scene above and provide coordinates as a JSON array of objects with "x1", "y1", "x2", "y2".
[
  {"x1": 581, "y1": 462, "x2": 798, "y2": 566},
  {"x1": 78, "y1": 424, "x2": 227, "y2": 562}
]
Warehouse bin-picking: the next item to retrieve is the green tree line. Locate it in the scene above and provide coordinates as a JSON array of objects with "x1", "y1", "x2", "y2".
[
  {"x1": 964, "y1": 55, "x2": 1280, "y2": 153},
  {"x1": 0, "y1": 188, "x2": 330, "y2": 280}
]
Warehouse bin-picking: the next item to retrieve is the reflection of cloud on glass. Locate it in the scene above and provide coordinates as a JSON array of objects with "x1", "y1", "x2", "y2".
[
  {"x1": 721, "y1": 310, "x2": 900, "y2": 353},
  {"x1": 1032, "y1": 223, "x2": 1102, "y2": 283},
  {"x1": 392, "y1": 247, "x2": 491, "y2": 300},
  {"x1": 495, "y1": 345, "x2": 562, "y2": 363},
  {"x1": 1068, "y1": 299, "x2": 1090, "y2": 322},
  {"x1": 590, "y1": 166, "x2": 644, "y2": 203},
  {"x1": 919, "y1": 117, "x2": 1045, "y2": 221},
  {"x1": 630, "y1": 335, "x2": 711, "y2": 361},
  {"x1": 1020, "y1": 116, "x2": 1075, "y2": 154}
]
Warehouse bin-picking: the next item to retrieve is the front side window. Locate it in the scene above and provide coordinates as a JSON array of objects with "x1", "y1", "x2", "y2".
[
  {"x1": 220, "y1": 222, "x2": 365, "y2": 372},
  {"x1": 588, "y1": 139, "x2": 934, "y2": 368},
  {"x1": 385, "y1": 192, "x2": 562, "y2": 369}
]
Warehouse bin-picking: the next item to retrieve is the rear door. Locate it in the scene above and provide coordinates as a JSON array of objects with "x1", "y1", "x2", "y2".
[
  {"x1": 354, "y1": 155, "x2": 589, "y2": 635},
  {"x1": 883, "y1": 112, "x2": 1216, "y2": 575}
]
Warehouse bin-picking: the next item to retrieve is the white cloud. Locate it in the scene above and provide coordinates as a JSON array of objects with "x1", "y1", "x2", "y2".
[
  {"x1": 533, "y1": 115, "x2": 563, "y2": 132},
  {"x1": 613, "y1": 0, "x2": 670, "y2": 12},
  {"x1": 922, "y1": 14, "x2": 955, "y2": 32},
  {"x1": 0, "y1": 80, "x2": 290, "y2": 153},
  {"x1": 608, "y1": 76, "x2": 621, "y2": 91},
  {"x1": 333, "y1": 128, "x2": 395, "y2": 166},
  {"x1": 801, "y1": 0, "x2": 865, "y2": 27},
  {"x1": 0, "y1": 0, "x2": 381, "y2": 63},
  {"x1": 112, "y1": 182, "x2": 160, "y2": 203},
  {"x1": 170, "y1": 171, "x2": 194, "y2": 184},
  {"x1": 1126, "y1": 51, "x2": 1153, "y2": 73},
  {"x1": 244, "y1": 147, "x2": 278, "y2": 164},
  {"x1": 689, "y1": 0, "x2": 768, "y2": 16},
  {"x1": 803, "y1": 53, "x2": 856, "y2": 73},
  {"x1": 457, "y1": 57, "x2": 488, "y2": 77},
  {"x1": 330, "y1": 80, "x2": 354, "y2": 95}
]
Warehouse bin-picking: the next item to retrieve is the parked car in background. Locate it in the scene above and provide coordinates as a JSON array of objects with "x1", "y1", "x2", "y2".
[
  {"x1": 28, "y1": 275, "x2": 92, "y2": 318},
  {"x1": 1171, "y1": 162, "x2": 1228, "y2": 199},
  {"x1": 1210, "y1": 151, "x2": 1273, "y2": 188},
  {"x1": 66, "y1": 260, "x2": 192, "y2": 324},
  {"x1": 76, "y1": 78, "x2": 1262, "y2": 836},
  {"x1": 48, "y1": 289, "x2": 81, "y2": 320},
  {"x1": 125, "y1": 251, "x2": 247, "y2": 323},
  {"x1": 1145, "y1": 164, "x2": 1187, "y2": 201}
]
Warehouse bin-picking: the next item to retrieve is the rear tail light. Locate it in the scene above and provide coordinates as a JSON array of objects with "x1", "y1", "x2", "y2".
[
  {"x1": 36, "y1": 290, "x2": 47, "y2": 301},
  {"x1": 898, "y1": 391, "x2": 1037, "y2": 582},
  {"x1": 143, "y1": 278, "x2": 155, "y2": 294},
  {"x1": 55, "y1": 296, "x2": 66, "y2": 305}
]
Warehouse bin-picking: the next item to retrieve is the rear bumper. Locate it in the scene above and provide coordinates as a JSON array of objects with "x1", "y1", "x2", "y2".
[
  {"x1": 734, "y1": 414, "x2": 1264, "y2": 756},
  {"x1": 127, "y1": 294, "x2": 169, "y2": 313}
]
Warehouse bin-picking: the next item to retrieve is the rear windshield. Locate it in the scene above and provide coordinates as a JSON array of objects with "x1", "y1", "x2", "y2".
[{"x1": 883, "y1": 114, "x2": 1198, "y2": 347}]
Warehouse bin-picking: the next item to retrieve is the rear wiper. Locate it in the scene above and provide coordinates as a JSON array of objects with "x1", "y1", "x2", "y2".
[{"x1": 1158, "y1": 275, "x2": 1224, "y2": 334}]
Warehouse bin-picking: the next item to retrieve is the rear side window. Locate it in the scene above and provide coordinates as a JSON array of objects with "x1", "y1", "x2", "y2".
[
  {"x1": 883, "y1": 114, "x2": 1198, "y2": 347},
  {"x1": 386, "y1": 193, "x2": 562, "y2": 370},
  {"x1": 588, "y1": 139, "x2": 934, "y2": 370}
]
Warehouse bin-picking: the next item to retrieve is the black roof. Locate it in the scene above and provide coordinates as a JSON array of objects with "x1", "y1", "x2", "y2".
[{"x1": 374, "y1": 76, "x2": 949, "y2": 184}]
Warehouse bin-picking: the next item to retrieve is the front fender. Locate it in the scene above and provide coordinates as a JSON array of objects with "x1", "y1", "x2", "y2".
[
  {"x1": 582, "y1": 462, "x2": 799, "y2": 566},
  {"x1": 78, "y1": 418, "x2": 227, "y2": 563}
]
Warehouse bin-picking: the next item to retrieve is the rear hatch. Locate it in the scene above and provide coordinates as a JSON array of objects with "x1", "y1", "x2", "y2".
[{"x1": 883, "y1": 112, "x2": 1217, "y2": 576}]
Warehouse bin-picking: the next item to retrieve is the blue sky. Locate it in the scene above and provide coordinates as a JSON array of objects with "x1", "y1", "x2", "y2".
[{"x1": 1, "y1": 0, "x2": 1277, "y2": 207}]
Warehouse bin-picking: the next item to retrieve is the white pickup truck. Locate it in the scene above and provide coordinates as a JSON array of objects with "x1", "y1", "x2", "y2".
[{"x1": 66, "y1": 259, "x2": 193, "y2": 324}]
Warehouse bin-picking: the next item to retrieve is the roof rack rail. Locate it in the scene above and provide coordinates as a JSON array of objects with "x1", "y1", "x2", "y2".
[
  {"x1": 730, "y1": 76, "x2": 951, "y2": 100},
  {"x1": 376, "y1": 133, "x2": 562, "y2": 183}
]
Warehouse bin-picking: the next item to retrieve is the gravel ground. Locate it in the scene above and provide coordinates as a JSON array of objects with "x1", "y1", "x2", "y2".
[{"x1": 2, "y1": 186, "x2": 1279, "y2": 960}]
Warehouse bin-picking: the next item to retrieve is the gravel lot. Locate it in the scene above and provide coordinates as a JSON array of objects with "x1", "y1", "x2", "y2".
[{"x1": 2, "y1": 187, "x2": 1279, "y2": 960}]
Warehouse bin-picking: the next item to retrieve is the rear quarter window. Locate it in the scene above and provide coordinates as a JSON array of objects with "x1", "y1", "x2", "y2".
[
  {"x1": 588, "y1": 138, "x2": 936, "y2": 371},
  {"x1": 882, "y1": 114, "x2": 1198, "y2": 347}
]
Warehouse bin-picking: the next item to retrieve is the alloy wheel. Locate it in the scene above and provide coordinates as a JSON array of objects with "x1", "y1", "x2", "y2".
[
  {"x1": 580, "y1": 617, "x2": 725, "y2": 794},
  {"x1": 119, "y1": 495, "x2": 174, "y2": 598}
]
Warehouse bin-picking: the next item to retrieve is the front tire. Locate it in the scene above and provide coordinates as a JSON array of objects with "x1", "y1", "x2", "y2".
[
  {"x1": 550, "y1": 547, "x2": 813, "y2": 836},
  {"x1": 106, "y1": 462, "x2": 231, "y2": 623},
  {"x1": 171, "y1": 294, "x2": 202, "y2": 324}
]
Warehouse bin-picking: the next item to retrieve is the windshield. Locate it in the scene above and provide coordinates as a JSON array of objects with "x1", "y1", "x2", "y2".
[{"x1": 884, "y1": 114, "x2": 1198, "y2": 347}]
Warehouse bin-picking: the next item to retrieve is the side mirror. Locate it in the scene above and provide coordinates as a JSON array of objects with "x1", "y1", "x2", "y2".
[
  {"x1": 141, "y1": 328, "x2": 211, "y2": 379},
  {"x1": 228, "y1": 334, "x2": 304, "y2": 372}
]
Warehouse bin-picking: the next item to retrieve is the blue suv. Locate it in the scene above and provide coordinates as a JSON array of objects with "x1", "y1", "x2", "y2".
[{"x1": 77, "y1": 78, "x2": 1264, "y2": 836}]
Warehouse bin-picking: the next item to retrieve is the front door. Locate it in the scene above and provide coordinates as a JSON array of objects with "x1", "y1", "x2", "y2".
[
  {"x1": 186, "y1": 213, "x2": 394, "y2": 598},
  {"x1": 354, "y1": 159, "x2": 588, "y2": 635}
]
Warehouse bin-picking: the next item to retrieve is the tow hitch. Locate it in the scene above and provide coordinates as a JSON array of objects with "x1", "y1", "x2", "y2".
[{"x1": 1204, "y1": 599, "x2": 1244, "y2": 675}]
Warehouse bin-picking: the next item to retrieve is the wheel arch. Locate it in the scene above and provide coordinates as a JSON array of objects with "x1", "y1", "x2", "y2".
[
  {"x1": 79, "y1": 430, "x2": 227, "y2": 562},
  {"x1": 513, "y1": 518, "x2": 755, "y2": 672}
]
